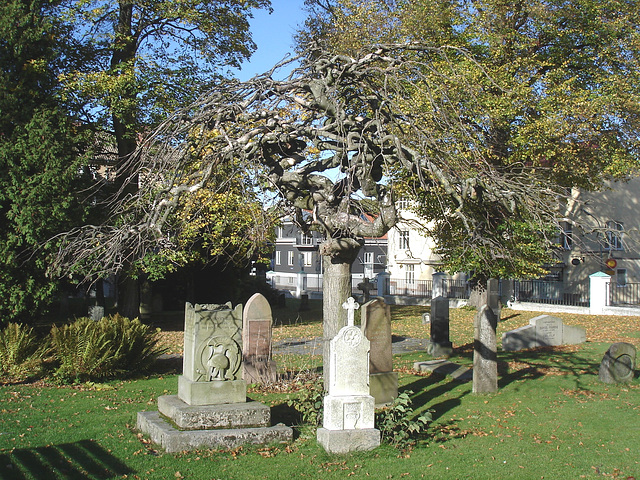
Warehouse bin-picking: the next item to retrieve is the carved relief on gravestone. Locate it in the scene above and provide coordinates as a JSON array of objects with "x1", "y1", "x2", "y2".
[
  {"x1": 179, "y1": 302, "x2": 246, "y2": 406},
  {"x1": 183, "y1": 302, "x2": 243, "y2": 382},
  {"x1": 599, "y1": 342, "x2": 636, "y2": 384}
]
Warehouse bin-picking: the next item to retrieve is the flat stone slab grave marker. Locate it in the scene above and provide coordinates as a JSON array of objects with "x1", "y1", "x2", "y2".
[
  {"x1": 137, "y1": 301, "x2": 292, "y2": 452},
  {"x1": 317, "y1": 297, "x2": 380, "y2": 454},
  {"x1": 361, "y1": 298, "x2": 398, "y2": 405},
  {"x1": 242, "y1": 293, "x2": 277, "y2": 385},
  {"x1": 502, "y1": 314, "x2": 586, "y2": 352}
]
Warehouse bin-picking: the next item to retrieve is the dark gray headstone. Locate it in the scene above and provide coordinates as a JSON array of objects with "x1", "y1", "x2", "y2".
[
  {"x1": 428, "y1": 296, "x2": 452, "y2": 357},
  {"x1": 599, "y1": 342, "x2": 636, "y2": 384}
]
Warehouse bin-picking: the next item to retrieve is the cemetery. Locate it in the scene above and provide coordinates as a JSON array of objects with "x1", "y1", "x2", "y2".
[
  {"x1": 1, "y1": 296, "x2": 639, "y2": 479},
  {"x1": 2, "y1": 1, "x2": 640, "y2": 478}
]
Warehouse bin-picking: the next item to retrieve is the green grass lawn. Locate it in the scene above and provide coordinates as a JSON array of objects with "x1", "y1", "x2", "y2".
[{"x1": 1, "y1": 305, "x2": 639, "y2": 480}]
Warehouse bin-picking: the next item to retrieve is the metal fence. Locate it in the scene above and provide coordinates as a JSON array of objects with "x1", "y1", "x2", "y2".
[
  {"x1": 512, "y1": 279, "x2": 589, "y2": 307},
  {"x1": 608, "y1": 282, "x2": 640, "y2": 306},
  {"x1": 385, "y1": 278, "x2": 470, "y2": 299}
]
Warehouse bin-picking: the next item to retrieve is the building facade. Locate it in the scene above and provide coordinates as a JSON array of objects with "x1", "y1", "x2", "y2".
[{"x1": 267, "y1": 217, "x2": 387, "y2": 294}]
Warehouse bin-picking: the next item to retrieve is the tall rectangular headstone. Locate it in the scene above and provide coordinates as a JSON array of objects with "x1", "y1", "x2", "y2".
[
  {"x1": 428, "y1": 296, "x2": 453, "y2": 357},
  {"x1": 361, "y1": 298, "x2": 398, "y2": 405},
  {"x1": 473, "y1": 305, "x2": 498, "y2": 393},
  {"x1": 242, "y1": 293, "x2": 277, "y2": 385},
  {"x1": 179, "y1": 302, "x2": 246, "y2": 406}
]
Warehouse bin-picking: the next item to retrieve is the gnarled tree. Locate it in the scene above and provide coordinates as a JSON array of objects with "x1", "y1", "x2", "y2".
[{"x1": 53, "y1": 43, "x2": 583, "y2": 381}]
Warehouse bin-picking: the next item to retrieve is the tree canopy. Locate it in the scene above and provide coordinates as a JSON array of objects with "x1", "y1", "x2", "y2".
[
  {"x1": 299, "y1": 0, "x2": 640, "y2": 278},
  {"x1": 0, "y1": 0, "x2": 91, "y2": 323}
]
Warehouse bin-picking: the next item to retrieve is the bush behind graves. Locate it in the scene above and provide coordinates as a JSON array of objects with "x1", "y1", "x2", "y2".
[
  {"x1": 50, "y1": 314, "x2": 166, "y2": 383},
  {"x1": 0, "y1": 322, "x2": 49, "y2": 381}
]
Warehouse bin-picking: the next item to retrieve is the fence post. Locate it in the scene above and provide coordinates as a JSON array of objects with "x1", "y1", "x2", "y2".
[
  {"x1": 589, "y1": 271, "x2": 611, "y2": 315},
  {"x1": 377, "y1": 271, "x2": 390, "y2": 296}
]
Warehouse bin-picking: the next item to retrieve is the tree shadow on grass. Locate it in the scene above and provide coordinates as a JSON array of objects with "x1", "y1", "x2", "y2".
[{"x1": 0, "y1": 439, "x2": 132, "y2": 480}]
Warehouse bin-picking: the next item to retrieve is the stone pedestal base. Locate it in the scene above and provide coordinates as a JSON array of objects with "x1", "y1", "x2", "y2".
[
  {"x1": 157, "y1": 395, "x2": 269, "y2": 429},
  {"x1": 427, "y1": 341, "x2": 453, "y2": 358},
  {"x1": 317, "y1": 427, "x2": 380, "y2": 454},
  {"x1": 137, "y1": 411, "x2": 292, "y2": 453},
  {"x1": 369, "y1": 372, "x2": 398, "y2": 406},
  {"x1": 323, "y1": 395, "x2": 375, "y2": 430},
  {"x1": 178, "y1": 376, "x2": 246, "y2": 406}
]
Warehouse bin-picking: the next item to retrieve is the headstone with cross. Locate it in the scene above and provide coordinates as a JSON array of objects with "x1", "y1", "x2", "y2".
[{"x1": 317, "y1": 296, "x2": 380, "y2": 454}]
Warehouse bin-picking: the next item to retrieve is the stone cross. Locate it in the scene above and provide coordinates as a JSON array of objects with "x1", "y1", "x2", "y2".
[{"x1": 342, "y1": 297, "x2": 360, "y2": 326}]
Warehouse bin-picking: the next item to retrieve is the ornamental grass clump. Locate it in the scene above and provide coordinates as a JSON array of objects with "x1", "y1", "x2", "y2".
[
  {"x1": 0, "y1": 322, "x2": 49, "y2": 382},
  {"x1": 50, "y1": 314, "x2": 166, "y2": 383}
]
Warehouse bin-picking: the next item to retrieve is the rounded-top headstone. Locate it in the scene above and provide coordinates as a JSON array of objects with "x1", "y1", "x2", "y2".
[{"x1": 599, "y1": 342, "x2": 636, "y2": 384}]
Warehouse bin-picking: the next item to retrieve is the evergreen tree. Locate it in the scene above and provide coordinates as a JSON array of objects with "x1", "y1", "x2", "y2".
[{"x1": 0, "y1": 0, "x2": 89, "y2": 323}]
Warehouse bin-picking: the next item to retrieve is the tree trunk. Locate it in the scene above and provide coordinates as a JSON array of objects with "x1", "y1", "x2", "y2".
[
  {"x1": 118, "y1": 274, "x2": 140, "y2": 319},
  {"x1": 320, "y1": 238, "x2": 362, "y2": 390}
]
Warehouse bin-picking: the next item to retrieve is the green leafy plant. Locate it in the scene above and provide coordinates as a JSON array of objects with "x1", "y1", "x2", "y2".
[
  {"x1": 375, "y1": 391, "x2": 432, "y2": 448},
  {"x1": 286, "y1": 378, "x2": 324, "y2": 427},
  {"x1": 0, "y1": 322, "x2": 48, "y2": 381},
  {"x1": 50, "y1": 315, "x2": 166, "y2": 383}
]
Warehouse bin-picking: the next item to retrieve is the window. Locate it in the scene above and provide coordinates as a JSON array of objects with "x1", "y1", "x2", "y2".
[
  {"x1": 303, "y1": 251, "x2": 313, "y2": 266},
  {"x1": 617, "y1": 268, "x2": 627, "y2": 286},
  {"x1": 300, "y1": 234, "x2": 313, "y2": 245},
  {"x1": 364, "y1": 252, "x2": 374, "y2": 265},
  {"x1": 276, "y1": 226, "x2": 283, "y2": 238},
  {"x1": 405, "y1": 264, "x2": 415, "y2": 284},
  {"x1": 287, "y1": 250, "x2": 294, "y2": 266},
  {"x1": 399, "y1": 230, "x2": 410, "y2": 250},
  {"x1": 396, "y1": 198, "x2": 411, "y2": 210},
  {"x1": 560, "y1": 222, "x2": 573, "y2": 250},
  {"x1": 606, "y1": 221, "x2": 624, "y2": 251},
  {"x1": 275, "y1": 251, "x2": 281, "y2": 265}
]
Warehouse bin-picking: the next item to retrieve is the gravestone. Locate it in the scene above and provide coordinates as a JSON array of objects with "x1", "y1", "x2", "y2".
[
  {"x1": 137, "y1": 302, "x2": 292, "y2": 452},
  {"x1": 242, "y1": 293, "x2": 277, "y2": 385},
  {"x1": 502, "y1": 315, "x2": 586, "y2": 352},
  {"x1": 361, "y1": 298, "x2": 398, "y2": 405},
  {"x1": 317, "y1": 297, "x2": 380, "y2": 454},
  {"x1": 179, "y1": 302, "x2": 245, "y2": 405},
  {"x1": 473, "y1": 305, "x2": 498, "y2": 394},
  {"x1": 427, "y1": 296, "x2": 453, "y2": 357},
  {"x1": 599, "y1": 342, "x2": 636, "y2": 384}
]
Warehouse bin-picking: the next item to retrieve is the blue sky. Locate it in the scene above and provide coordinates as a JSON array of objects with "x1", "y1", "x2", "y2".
[{"x1": 233, "y1": 0, "x2": 309, "y2": 81}]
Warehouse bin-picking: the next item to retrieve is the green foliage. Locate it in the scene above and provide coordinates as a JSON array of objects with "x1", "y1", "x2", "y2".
[
  {"x1": 0, "y1": 0, "x2": 90, "y2": 323},
  {"x1": 286, "y1": 378, "x2": 324, "y2": 426},
  {"x1": 50, "y1": 315, "x2": 166, "y2": 383},
  {"x1": 300, "y1": 0, "x2": 640, "y2": 279},
  {"x1": 0, "y1": 323, "x2": 48, "y2": 381},
  {"x1": 375, "y1": 391, "x2": 432, "y2": 448}
]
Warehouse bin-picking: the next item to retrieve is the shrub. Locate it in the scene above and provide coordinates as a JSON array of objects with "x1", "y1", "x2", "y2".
[
  {"x1": 286, "y1": 378, "x2": 324, "y2": 427},
  {"x1": 375, "y1": 391, "x2": 432, "y2": 448},
  {"x1": 50, "y1": 314, "x2": 166, "y2": 383},
  {"x1": 0, "y1": 323, "x2": 48, "y2": 381}
]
